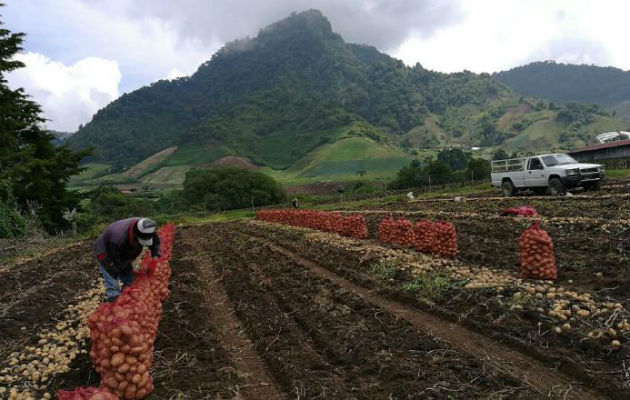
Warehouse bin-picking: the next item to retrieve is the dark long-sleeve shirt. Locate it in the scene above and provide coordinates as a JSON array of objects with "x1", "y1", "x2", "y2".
[{"x1": 95, "y1": 218, "x2": 160, "y2": 274}]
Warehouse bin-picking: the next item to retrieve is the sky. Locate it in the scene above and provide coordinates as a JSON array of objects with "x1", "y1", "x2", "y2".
[{"x1": 3, "y1": 0, "x2": 629, "y2": 132}]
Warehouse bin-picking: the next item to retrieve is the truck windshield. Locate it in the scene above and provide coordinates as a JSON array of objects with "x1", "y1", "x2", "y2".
[{"x1": 541, "y1": 154, "x2": 578, "y2": 167}]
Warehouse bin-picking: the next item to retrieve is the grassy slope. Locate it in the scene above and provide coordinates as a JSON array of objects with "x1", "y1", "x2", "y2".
[
  {"x1": 504, "y1": 113, "x2": 628, "y2": 153},
  {"x1": 141, "y1": 166, "x2": 192, "y2": 186},
  {"x1": 122, "y1": 146, "x2": 178, "y2": 178},
  {"x1": 260, "y1": 136, "x2": 413, "y2": 185},
  {"x1": 162, "y1": 145, "x2": 234, "y2": 166},
  {"x1": 70, "y1": 163, "x2": 111, "y2": 183}
]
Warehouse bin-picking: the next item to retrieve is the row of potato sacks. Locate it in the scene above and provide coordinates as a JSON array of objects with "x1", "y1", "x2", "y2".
[{"x1": 58, "y1": 224, "x2": 175, "y2": 400}]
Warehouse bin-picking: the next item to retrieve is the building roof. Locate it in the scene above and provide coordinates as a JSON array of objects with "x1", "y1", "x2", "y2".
[{"x1": 568, "y1": 139, "x2": 630, "y2": 154}]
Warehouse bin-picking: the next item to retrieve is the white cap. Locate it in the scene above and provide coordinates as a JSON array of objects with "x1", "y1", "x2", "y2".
[{"x1": 137, "y1": 218, "x2": 156, "y2": 246}]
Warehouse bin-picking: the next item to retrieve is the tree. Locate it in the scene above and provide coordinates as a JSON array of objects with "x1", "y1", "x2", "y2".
[
  {"x1": 492, "y1": 149, "x2": 509, "y2": 160},
  {"x1": 0, "y1": 179, "x2": 25, "y2": 237},
  {"x1": 425, "y1": 159, "x2": 452, "y2": 184},
  {"x1": 183, "y1": 168, "x2": 286, "y2": 210},
  {"x1": 467, "y1": 158, "x2": 491, "y2": 180},
  {"x1": 0, "y1": 7, "x2": 89, "y2": 234},
  {"x1": 437, "y1": 148, "x2": 470, "y2": 171}
]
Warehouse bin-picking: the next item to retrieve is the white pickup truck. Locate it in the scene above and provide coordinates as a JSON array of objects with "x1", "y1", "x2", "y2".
[{"x1": 491, "y1": 153, "x2": 605, "y2": 196}]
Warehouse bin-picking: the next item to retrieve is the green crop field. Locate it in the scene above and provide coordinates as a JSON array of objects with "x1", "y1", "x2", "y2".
[
  {"x1": 70, "y1": 163, "x2": 111, "y2": 183},
  {"x1": 162, "y1": 145, "x2": 234, "y2": 166}
]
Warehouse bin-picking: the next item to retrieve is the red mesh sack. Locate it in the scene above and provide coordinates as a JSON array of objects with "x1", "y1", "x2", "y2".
[
  {"x1": 88, "y1": 312, "x2": 154, "y2": 399},
  {"x1": 519, "y1": 221, "x2": 557, "y2": 280},
  {"x1": 433, "y1": 221, "x2": 458, "y2": 258},
  {"x1": 392, "y1": 219, "x2": 414, "y2": 247},
  {"x1": 256, "y1": 210, "x2": 369, "y2": 239},
  {"x1": 83, "y1": 223, "x2": 174, "y2": 399},
  {"x1": 501, "y1": 206, "x2": 538, "y2": 217},
  {"x1": 413, "y1": 219, "x2": 436, "y2": 253},
  {"x1": 57, "y1": 387, "x2": 119, "y2": 400},
  {"x1": 378, "y1": 218, "x2": 397, "y2": 243}
]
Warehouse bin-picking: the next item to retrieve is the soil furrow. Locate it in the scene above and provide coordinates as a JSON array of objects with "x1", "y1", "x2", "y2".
[
  {"x1": 148, "y1": 233, "x2": 245, "y2": 399},
  {"x1": 0, "y1": 242, "x2": 96, "y2": 361},
  {"x1": 243, "y1": 232, "x2": 606, "y2": 400},
  {"x1": 206, "y1": 226, "x2": 538, "y2": 399},
  {"x1": 181, "y1": 232, "x2": 286, "y2": 399}
]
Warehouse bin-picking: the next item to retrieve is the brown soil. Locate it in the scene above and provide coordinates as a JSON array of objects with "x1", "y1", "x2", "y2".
[
  {"x1": 163, "y1": 229, "x2": 284, "y2": 399},
  {"x1": 355, "y1": 212, "x2": 629, "y2": 298},
  {"x1": 0, "y1": 241, "x2": 95, "y2": 361},
  {"x1": 236, "y1": 221, "x2": 627, "y2": 398},
  {"x1": 247, "y1": 232, "x2": 604, "y2": 400},
  {"x1": 198, "y1": 224, "x2": 539, "y2": 399}
]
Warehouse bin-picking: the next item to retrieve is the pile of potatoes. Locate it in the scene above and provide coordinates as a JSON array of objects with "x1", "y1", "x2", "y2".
[
  {"x1": 433, "y1": 221, "x2": 458, "y2": 258},
  {"x1": 519, "y1": 222, "x2": 557, "y2": 280},
  {"x1": 65, "y1": 224, "x2": 175, "y2": 400},
  {"x1": 413, "y1": 219, "x2": 436, "y2": 253}
]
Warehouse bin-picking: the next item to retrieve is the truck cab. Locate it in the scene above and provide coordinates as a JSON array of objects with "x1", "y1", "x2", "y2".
[{"x1": 491, "y1": 153, "x2": 604, "y2": 196}]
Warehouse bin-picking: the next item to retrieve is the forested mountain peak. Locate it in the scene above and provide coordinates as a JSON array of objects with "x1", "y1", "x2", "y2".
[
  {"x1": 493, "y1": 61, "x2": 630, "y2": 107},
  {"x1": 67, "y1": 10, "x2": 622, "y2": 174}
]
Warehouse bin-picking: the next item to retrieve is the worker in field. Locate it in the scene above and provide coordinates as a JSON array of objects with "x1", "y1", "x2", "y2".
[
  {"x1": 292, "y1": 198, "x2": 300, "y2": 209},
  {"x1": 95, "y1": 218, "x2": 161, "y2": 302}
]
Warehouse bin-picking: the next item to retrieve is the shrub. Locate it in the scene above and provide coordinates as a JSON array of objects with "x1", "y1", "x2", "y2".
[{"x1": 183, "y1": 168, "x2": 286, "y2": 210}]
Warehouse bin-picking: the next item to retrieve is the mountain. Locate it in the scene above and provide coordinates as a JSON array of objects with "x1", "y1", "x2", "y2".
[
  {"x1": 67, "y1": 10, "x2": 626, "y2": 187},
  {"x1": 67, "y1": 10, "x2": 505, "y2": 169},
  {"x1": 493, "y1": 61, "x2": 630, "y2": 109}
]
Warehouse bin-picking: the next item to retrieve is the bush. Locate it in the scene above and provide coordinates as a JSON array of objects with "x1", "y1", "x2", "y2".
[
  {"x1": 467, "y1": 158, "x2": 491, "y2": 180},
  {"x1": 0, "y1": 180, "x2": 26, "y2": 238},
  {"x1": 183, "y1": 168, "x2": 286, "y2": 210}
]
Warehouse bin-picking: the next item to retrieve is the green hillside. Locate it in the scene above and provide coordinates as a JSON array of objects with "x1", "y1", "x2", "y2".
[
  {"x1": 283, "y1": 136, "x2": 411, "y2": 180},
  {"x1": 66, "y1": 10, "x2": 627, "y2": 188},
  {"x1": 66, "y1": 10, "x2": 508, "y2": 171},
  {"x1": 493, "y1": 61, "x2": 630, "y2": 109}
]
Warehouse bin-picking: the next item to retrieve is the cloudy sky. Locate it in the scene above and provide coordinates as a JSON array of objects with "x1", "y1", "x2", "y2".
[{"x1": 4, "y1": 0, "x2": 629, "y2": 132}]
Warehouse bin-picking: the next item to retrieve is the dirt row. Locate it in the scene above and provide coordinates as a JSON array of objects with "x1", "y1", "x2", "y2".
[
  {"x1": 350, "y1": 212, "x2": 629, "y2": 297},
  {"x1": 0, "y1": 241, "x2": 95, "y2": 362},
  {"x1": 373, "y1": 192, "x2": 629, "y2": 220},
  {"x1": 235, "y1": 220, "x2": 629, "y2": 398},
  {"x1": 193, "y1": 224, "x2": 546, "y2": 399}
]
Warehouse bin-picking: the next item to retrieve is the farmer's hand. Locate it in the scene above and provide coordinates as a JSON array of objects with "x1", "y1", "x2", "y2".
[
  {"x1": 151, "y1": 251, "x2": 161, "y2": 259},
  {"x1": 132, "y1": 259, "x2": 141, "y2": 272}
]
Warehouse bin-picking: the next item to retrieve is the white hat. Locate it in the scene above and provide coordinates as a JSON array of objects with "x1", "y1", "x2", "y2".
[{"x1": 136, "y1": 218, "x2": 156, "y2": 246}]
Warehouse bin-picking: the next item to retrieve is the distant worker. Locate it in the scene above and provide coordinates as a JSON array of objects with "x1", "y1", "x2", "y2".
[
  {"x1": 292, "y1": 198, "x2": 300, "y2": 209},
  {"x1": 95, "y1": 218, "x2": 161, "y2": 302},
  {"x1": 407, "y1": 192, "x2": 414, "y2": 200}
]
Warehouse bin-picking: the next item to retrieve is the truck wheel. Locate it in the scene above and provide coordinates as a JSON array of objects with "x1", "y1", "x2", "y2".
[
  {"x1": 548, "y1": 177, "x2": 566, "y2": 196},
  {"x1": 501, "y1": 180, "x2": 515, "y2": 197}
]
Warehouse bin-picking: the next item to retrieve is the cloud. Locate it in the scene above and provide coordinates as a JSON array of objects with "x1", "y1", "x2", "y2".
[
  {"x1": 165, "y1": 68, "x2": 186, "y2": 80},
  {"x1": 3, "y1": 0, "x2": 213, "y2": 92},
  {"x1": 3, "y1": 0, "x2": 628, "y2": 132},
  {"x1": 392, "y1": 0, "x2": 629, "y2": 73},
  {"x1": 115, "y1": 0, "x2": 465, "y2": 52},
  {"x1": 7, "y1": 52, "x2": 122, "y2": 131}
]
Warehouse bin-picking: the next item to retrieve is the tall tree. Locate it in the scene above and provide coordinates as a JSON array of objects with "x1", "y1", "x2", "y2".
[
  {"x1": 437, "y1": 148, "x2": 470, "y2": 171},
  {"x1": 0, "y1": 5, "x2": 89, "y2": 234}
]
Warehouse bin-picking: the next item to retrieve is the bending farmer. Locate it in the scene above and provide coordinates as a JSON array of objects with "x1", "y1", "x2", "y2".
[{"x1": 95, "y1": 218, "x2": 161, "y2": 302}]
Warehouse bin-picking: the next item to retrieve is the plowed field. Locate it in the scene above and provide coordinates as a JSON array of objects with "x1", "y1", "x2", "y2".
[{"x1": 0, "y1": 180, "x2": 628, "y2": 399}]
